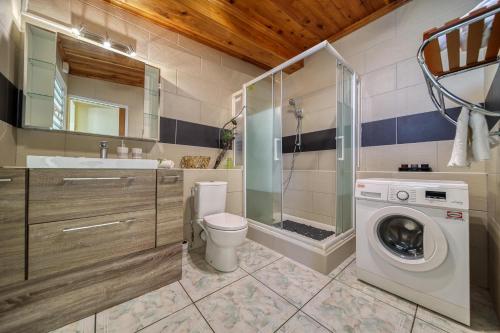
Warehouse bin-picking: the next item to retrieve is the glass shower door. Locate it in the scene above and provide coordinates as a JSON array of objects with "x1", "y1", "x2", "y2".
[
  {"x1": 336, "y1": 63, "x2": 356, "y2": 234},
  {"x1": 245, "y1": 73, "x2": 283, "y2": 226}
]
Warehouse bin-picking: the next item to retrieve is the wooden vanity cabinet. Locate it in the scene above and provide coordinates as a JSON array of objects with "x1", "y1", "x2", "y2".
[
  {"x1": 27, "y1": 169, "x2": 157, "y2": 279},
  {"x1": 0, "y1": 169, "x2": 26, "y2": 287},
  {"x1": 156, "y1": 169, "x2": 184, "y2": 246}
]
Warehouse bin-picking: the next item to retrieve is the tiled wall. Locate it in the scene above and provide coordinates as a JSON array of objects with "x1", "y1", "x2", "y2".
[
  {"x1": 486, "y1": 64, "x2": 500, "y2": 318},
  {"x1": 0, "y1": 0, "x2": 22, "y2": 166},
  {"x1": 331, "y1": 0, "x2": 493, "y2": 288},
  {"x1": 5, "y1": 0, "x2": 265, "y2": 168},
  {"x1": 280, "y1": 49, "x2": 338, "y2": 226}
]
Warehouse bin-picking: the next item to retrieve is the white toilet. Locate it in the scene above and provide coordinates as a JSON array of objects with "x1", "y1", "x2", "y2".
[{"x1": 194, "y1": 181, "x2": 248, "y2": 272}]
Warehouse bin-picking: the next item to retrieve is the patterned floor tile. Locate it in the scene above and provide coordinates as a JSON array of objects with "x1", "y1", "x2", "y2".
[
  {"x1": 180, "y1": 251, "x2": 248, "y2": 301},
  {"x1": 253, "y1": 257, "x2": 331, "y2": 307},
  {"x1": 96, "y1": 281, "x2": 192, "y2": 333},
  {"x1": 303, "y1": 280, "x2": 414, "y2": 333},
  {"x1": 236, "y1": 239, "x2": 282, "y2": 273},
  {"x1": 336, "y1": 260, "x2": 417, "y2": 315},
  {"x1": 277, "y1": 311, "x2": 331, "y2": 333},
  {"x1": 196, "y1": 275, "x2": 296, "y2": 333},
  {"x1": 49, "y1": 315, "x2": 95, "y2": 333},
  {"x1": 412, "y1": 318, "x2": 447, "y2": 333},
  {"x1": 138, "y1": 304, "x2": 212, "y2": 333},
  {"x1": 415, "y1": 287, "x2": 500, "y2": 333},
  {"x1": 328, "y1": 253, "x2": 356, "y2": 278}
]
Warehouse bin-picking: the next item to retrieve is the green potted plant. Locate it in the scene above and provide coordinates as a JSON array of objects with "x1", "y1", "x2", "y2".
[{"x1": 214, "y1": 107, "x2": 244, "y2": 169}]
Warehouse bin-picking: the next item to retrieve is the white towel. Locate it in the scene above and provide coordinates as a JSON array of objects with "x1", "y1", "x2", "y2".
[
  {"x1": 448, "y1": 107, "x2": 471, "y2": 167},
  {"x1": 158, "y1": 159, "x2": 175, "y2": 169},
  {"x1": 470, "y1": 111, "x2": 491, "y2": 161}
]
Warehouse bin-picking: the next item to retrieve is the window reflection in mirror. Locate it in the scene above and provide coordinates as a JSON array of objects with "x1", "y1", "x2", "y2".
[{"x1": 24, "y1": 23, "x2": 160, "y2": 141}]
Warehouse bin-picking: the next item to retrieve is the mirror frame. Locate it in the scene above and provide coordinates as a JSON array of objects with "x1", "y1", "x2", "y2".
[{"x1": 21, "y1": 12, "x2": 162, "y2": 142}]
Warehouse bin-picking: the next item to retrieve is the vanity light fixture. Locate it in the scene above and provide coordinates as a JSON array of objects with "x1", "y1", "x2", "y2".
[
  {"x1": 127, "y1": 46, "x2": 136, "y2": 57},
  {"x1": 103, "y1": 36, "x2": 112, "y2": 49},
  {"x1": 71, "y1": 26, "x2": 82, "y2": 36}
]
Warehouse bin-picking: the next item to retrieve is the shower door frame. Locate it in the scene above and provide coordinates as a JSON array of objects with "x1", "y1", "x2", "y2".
[
  {"x1": 335, "y1": 62, "x2": 359, "y2": 235},
  {"x1": 243, "y1": 40, "x2": 359, "y2": 236}
]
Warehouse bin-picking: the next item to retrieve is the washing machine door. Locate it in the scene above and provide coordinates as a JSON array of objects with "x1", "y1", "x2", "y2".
[{"x1": 367, "y1": 206, "x2": 448, "y2": 272}]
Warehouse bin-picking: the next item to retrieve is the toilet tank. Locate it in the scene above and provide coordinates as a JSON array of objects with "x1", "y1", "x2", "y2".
[{"x1": 194, "y1": 181, "x2": 227, "y2": 219}]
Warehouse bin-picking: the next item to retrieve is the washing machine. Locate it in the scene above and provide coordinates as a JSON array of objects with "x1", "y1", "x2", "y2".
[{"x1": 355, "y1": 178, "x2": 470, "y2": 325}]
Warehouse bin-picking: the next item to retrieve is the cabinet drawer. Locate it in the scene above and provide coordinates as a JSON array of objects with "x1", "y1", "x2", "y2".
[
  {"x1": 29, "y1": 169, "x2": 156, "y2": 224},
  {"x1": 156, "y1": 170, "x2": 184, "y2": 246},
  {"x1": 0, "y1": 169, "x2": 26, "y2": 287},
  {"x1": 28, "y1": 209, "x2": 156, "y2": 279}
]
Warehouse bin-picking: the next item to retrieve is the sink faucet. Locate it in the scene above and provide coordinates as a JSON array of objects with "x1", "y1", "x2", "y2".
[{"x1": 99, "y1": 141, "x2": 109, "y2": 159}]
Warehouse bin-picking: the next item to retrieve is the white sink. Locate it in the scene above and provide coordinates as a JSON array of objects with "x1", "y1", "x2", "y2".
[{"x1": 27, "y1": 156, "x2": 158, "y2": 169}]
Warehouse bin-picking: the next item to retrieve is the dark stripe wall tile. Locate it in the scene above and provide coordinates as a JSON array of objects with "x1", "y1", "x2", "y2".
[
  {"x1": 0, "y1": 72, "x2": 21, "y2": 127},
  {"x1": 397, "y1": 109, "x2": 458, "y2": 144},
  {"x1": 175, "y1": 119, "x2": 221, "y2": 148},
  {"x1": 361, "y1": 118, "x2": 396, "y2": 147},
  {"x1": 159, "y1": 117, "x2": 176, "y2": 144},
  {"x1": 282, "y1": 128, "x2": 336, "y2": 153}
]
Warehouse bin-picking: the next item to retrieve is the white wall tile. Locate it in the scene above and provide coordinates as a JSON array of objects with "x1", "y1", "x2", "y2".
[
  {"x1": 149, "y1": 37, "x2": 202, "y2": 76},
  {"x1": 362, "y1": 89, "x2": 405, "y2": 122},
  {"x1": 396, "y1": 58, "x2": 425, "y2": 89},
  {"x1": 221, "y1": 53, "x2": 266, "y2": 78},
  {"x1": 0, "y1": 121, "x2": 17, "y2": 166},
  {"x1": 178, "y1": 35, "x2": 222, "y2": 64},
  {"x1": 361, "y1": 142, "x2": 438, "y2": 172},
  {"x1": 161, "y1": 91, "x2": 201, "y2": 123},
  {"x1": 318, "y1": 150, "x2": 336, "y2": 170},
  {"x1": 362, "y1": 65, "x2": 396, "y2": 98}
]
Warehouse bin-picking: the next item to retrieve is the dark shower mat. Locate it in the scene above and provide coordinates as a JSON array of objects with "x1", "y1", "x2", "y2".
[{"x1": 277, "y1": 220, "x2": 335, "y2": 241}]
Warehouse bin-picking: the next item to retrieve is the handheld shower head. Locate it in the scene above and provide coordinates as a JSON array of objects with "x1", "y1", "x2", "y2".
[{"x1": 288, "y1": 98, "x2": 303, "y2": 119}]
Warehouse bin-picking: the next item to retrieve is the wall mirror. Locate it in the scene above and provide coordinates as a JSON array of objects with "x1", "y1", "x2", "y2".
[{"x1": 23, "y1": 23, "x2": 160, "y2": 141}]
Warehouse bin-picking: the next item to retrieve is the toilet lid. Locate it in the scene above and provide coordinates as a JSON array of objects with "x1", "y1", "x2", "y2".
[{"x1": 204, "y1": 213, "x2": 248, "y2": 231}]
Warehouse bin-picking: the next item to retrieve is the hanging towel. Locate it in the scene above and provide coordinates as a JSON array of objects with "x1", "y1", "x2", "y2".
[
  {"x1": 448, "y1": 107, "x2": 471, "y2": 167},
  {"x1": 470, "y1": 111, "x2": 491, "y2": 161}
]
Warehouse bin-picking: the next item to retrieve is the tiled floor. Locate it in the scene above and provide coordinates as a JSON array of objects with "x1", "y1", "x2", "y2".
[{"x1": 52, "y1": 239, "x2": 500, "y2": 333}]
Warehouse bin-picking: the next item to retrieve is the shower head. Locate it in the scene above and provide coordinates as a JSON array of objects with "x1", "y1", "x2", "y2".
[{"x1": 288, "y1": 98, "x2": 303, "y2": 119}]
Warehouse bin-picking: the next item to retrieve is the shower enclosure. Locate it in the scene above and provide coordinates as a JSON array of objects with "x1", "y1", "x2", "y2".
[{"x1": 243, "y1": 41, "x2": 358, "y2": 265}]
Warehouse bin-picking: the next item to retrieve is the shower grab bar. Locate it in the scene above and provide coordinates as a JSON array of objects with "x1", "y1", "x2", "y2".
[
  {"x1": 336, "y1": 136, "x2": 344, "y2": 161},
  {"x1": 274, "y1": 138, "x2": 281, "y2": 161}
]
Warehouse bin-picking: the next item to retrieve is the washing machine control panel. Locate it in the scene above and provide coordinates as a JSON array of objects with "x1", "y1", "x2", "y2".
[
  {"x1": 388, "y1": 184, "x2": 468, "y2": 209},
  {"x1": 356, "y1": 179, "x2": 469, "y2": 210},
  {"x1": 389, "y1": 187, "x2": 417, "y2": 203}
]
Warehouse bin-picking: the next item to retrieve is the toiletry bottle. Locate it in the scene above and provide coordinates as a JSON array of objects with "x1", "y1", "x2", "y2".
[{"x1": 117, "y1": 140, "x2": 129, "y2": 159}]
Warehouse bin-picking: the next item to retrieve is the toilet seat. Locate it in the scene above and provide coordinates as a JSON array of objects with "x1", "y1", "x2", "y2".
[{"x1": 204, "y1": 212, "x2": 247, "y2": 231}]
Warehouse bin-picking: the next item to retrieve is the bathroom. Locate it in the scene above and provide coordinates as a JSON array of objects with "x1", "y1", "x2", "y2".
[{"x1": 0, "y1": 0, "x2": 499, "y2": 332}]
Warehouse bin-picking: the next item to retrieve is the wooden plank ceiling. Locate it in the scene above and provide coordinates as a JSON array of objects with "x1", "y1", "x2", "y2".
[
  {"x1": 58, "y1": 34, "x2": 145, "y2": 87},
  {"x1": 104, "y1": 0, "x2": 410, "y2": 70}
]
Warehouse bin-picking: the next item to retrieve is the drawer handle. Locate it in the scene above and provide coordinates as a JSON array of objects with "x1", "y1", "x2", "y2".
[
  {"x1": 62, "y1": 218, "x2": 137, "y2": 232},
  {"x1": 0, "y1": 178, "x2": 12, "y2": 183},
  {"x1": 63, "y1": 176, "x2": 136, "y2": 182},
  {"x1": 161, "y1": 175, "x2": 180, "y2": 181}
]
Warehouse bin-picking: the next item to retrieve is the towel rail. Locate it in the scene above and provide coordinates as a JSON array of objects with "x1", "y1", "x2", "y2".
[{"x1": 417, "y1": 2, "x2": 500, "y2": 136}]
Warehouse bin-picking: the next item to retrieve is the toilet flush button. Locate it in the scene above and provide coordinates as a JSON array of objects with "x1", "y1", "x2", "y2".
[{"x1": 396, "y1": 190, "x2": 410, "y2": 201}]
